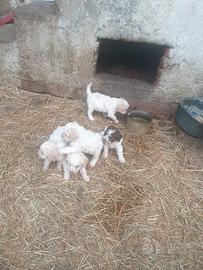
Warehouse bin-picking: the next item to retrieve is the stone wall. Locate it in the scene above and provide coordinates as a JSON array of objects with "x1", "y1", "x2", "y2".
[
  {"x1": 0, "y1": 0, "x2": 202, "y2": 103},
  {"x1": 56, "y1": 0, "x2": 203, "y2": 101},
  {"x1": 0, "y1": 0, "x2": 11, "y2": 16}
]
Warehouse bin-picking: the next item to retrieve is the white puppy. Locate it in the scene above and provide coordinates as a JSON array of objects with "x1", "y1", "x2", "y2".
[
  {"x1": 49, "y1": 125, "x2": 65, "y2": 142},
  {"x1": 63, "y1": 152, "x2": 89, "y2": 182},
  {"x1": 86, "y1": 83, "x2": 129, "y2": 123},
  {"x1": 38, "y1": 125, "x2": 66, "y2": 171},
  {"x1": 38, "y1": 139, "x2": 66, "y2": 172},
  {"x1": 61, "y1": 122, "x2": 103, "y2": 167},
  {"x1": 38, "y1": 141, "x2": 90, "y2": 181},
  {"x1": 101, "y1": 125, "x2": 125, "y2": 163}
]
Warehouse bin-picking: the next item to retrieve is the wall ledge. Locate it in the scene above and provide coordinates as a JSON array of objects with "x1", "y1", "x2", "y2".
[{"x1": 15, "y1": 1, "x2": 58, "y2": 20}]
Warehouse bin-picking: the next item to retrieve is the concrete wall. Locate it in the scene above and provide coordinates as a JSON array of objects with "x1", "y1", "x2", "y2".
[
  {"x1": 56, "y1": 0, "x2": 203, "y2": 102},
  {"x1": 0, "y1": 0, "x2": 203, "y2": 103},
  {"x1": 10, "y1": 0, "x2": 44, "y2": 8},
  {"x1": 0, "y1": 0, "x2": 11, "y2": 16},
  {"x1": 0, "y1": 0, "x2": 33, "y2": 14}
]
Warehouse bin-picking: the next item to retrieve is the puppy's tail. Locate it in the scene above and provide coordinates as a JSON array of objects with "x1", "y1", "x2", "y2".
[{"x1": 86, "y1": 83, "x2": 92, "y2": 96}]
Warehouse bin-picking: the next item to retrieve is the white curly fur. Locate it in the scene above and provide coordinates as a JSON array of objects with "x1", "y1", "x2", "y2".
[
  {"x1": 38, "y1": 139, "x2": 66, "y2": 172},
  {"x1": 63, "y1": 152, "x2": 89, "y2": 182},
  {"x1": 38, "y1": 125, "x2": 66, "y2": 171},
  {"x1": 38, "y1": 125, "x2": 90, "y2": 181},
  {"x1": 86, "y1": 83, "x2": 129, "y2": 123},
  {"x1": 60, "y1": 122, "x2": 103, "y2": 167},
  {"x1": 49, "y1": 125, "x2": 65, "y2": 142}
]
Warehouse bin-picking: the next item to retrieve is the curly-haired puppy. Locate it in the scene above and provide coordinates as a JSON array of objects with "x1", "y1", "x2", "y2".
[
  {"x1": 38, "y1": 126, "x2": 66, "y2": 171},
  {"x1": 38, "y1": 139, "x2": 66, "y2": 172},
  {"x1": 101, "y1": 125, "x2": 125, "y2": 163},
  {"x1": 62, "y1": 152, "x2": 89, "y2": 182},
  {"x1": 61, "y1": 122, "x2": 103, "y2": 167},
  {"x1": 86, "y1": 83, "x2": 129, "y2": 123}
]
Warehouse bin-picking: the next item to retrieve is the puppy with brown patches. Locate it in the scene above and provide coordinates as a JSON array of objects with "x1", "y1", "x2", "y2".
[{"x1": 101, "y1": 126, "x2": 126, "y2": 163}]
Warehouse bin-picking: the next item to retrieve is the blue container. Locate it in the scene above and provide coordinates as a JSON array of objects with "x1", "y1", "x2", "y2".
[{"x1": 176, "y1": 97, "x2": 203, "y2": 138}]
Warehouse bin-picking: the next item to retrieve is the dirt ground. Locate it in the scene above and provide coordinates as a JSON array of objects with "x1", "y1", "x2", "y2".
[{"x1": 0, "y1": 86, "x2": 202, "y2": 270}]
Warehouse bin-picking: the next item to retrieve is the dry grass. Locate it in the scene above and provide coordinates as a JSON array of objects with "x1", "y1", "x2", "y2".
[{"x1": 0, "y1": 86, "x2": 202, "y2": 270}]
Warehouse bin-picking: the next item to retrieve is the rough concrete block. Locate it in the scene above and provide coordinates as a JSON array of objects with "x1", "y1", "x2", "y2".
[
  {"x1": 0, "y1": 24, "x2": 16, "y2": 42},
  {"x1": 0, "y1": 0, "x2": 11, "y2": 16},
  {"x1": 1, "y1": 0, "x2": 202, "y2": 105},
  {"x1": 15, "y1": 1, "x2": 58, "y2": 20}
]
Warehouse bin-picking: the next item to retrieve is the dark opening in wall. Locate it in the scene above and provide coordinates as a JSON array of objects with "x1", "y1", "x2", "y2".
[{"x1": 96, "y1": 38, "x2": 170, "y2": 83}]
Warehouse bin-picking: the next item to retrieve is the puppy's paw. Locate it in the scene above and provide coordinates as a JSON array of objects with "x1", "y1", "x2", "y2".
[
  {"x1": 119, "y1": 158, "x2": 126, "y2": 163},
  {"x1": 88, "y1": 115, "x2": 94, "y2": 121},
  {"x1": 84, "y1": 176, "x2": 90, "y2": 182},
  {"x1": 90, "y1": 160, "x2": 96, "y2": 167},
  {"x1": 103, "y1": 153, "x2": 108, "y2": 159},
  {"x1": 64, "y1": 174, "x2": 70, "y2": 181}
]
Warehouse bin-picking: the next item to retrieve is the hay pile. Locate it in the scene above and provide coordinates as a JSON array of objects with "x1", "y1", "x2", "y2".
[{"x1": 0, "y1": 86, "x2": 202, "y2": 270}]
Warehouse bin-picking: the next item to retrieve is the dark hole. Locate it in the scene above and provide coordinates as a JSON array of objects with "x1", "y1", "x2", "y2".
[{"x1": 96, "y1": 38, "x2": 170, "y2": 83}]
